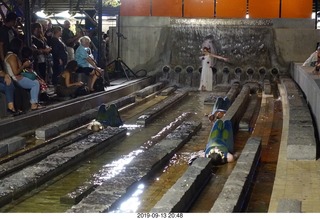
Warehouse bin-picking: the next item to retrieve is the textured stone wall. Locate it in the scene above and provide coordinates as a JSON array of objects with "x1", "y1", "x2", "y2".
[{"x1": 109, "y1": 17, "x2": 319, "y2": 85}]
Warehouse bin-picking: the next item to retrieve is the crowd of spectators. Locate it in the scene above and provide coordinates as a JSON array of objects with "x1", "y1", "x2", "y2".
[{"x1": 0, "y1": 11, "x2": 109, "y2": 117}]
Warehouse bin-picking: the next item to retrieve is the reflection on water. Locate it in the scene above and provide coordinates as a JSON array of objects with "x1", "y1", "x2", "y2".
[
  {"x1": 3, "y1": 92, "x2": 205, "y2": 213},
  {"x1": 111, "y1": 184, "x2": 145, "y2": 213},
  {"x1": 94, "y1": 149, "x2": 144, "y2": 184}
]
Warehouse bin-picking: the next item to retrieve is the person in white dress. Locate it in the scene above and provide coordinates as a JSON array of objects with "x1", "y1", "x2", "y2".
[{"x1": 199, "y1": 47, "x2": 228, "y2": 91}]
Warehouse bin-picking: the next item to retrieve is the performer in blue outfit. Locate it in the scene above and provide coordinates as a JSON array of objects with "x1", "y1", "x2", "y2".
[
  {"x1": 204, "y1": 119, "x2": 235, "y2": 165},
  {"x1": 188, "y1": 119, "x2": 237, "y2": 165},
  {"x1": 208, "y1": 96, "x2": 230, "y2": 123}
]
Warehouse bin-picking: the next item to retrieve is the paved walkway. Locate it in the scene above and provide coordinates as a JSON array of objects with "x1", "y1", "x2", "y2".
[{"x1": 268, "y1": 83, "x2": 320, "y2": 213}]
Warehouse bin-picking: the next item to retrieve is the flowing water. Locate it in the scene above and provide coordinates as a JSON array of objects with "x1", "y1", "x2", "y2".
[
  {"x1": 1, "y1": 88, "x2": 281, "y2": 213},
  {"x1": 1, "y1": 92, "x2": 209, "y2": 213}
]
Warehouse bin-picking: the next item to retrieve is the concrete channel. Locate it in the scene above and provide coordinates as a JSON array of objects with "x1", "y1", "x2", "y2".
[{"x1": 0, "y1": 76, "x2": 293, "y2": 213}]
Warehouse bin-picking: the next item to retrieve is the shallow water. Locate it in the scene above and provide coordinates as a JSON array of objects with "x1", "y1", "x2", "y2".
[
  {"x1": 1, "y1": 92, "x2": 207, "y2": 213},
  {"x1": 1, "y1": 89, "x2": 280, "y2": 213}
]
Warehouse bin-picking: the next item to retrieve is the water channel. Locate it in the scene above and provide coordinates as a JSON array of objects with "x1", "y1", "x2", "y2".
[{"x1": 0, "y1": 85, "x2": 281, "y2": 213}]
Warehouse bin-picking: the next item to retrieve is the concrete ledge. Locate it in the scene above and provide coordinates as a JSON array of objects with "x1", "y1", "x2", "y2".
[
  {"x1": 277, "y1": 199, "x2": 301, "y2": 213},
  {"x1": 67, "y1": 120, "x2": 202, "y2": 213},
  {"x1": 150, "y1": 158, "x2": 212, "y2": 212},
  {"x1": 264, "y1": 79, "x2": 272, "y2": 95},
  {"x1": 291, "y1": 63, "x2": 320, "y2": 141},
  {"x1": 0, "y1": 136, "x2": 26, "y2": 158},
  {"x1": 137, "y1": 90, "x2": 188, "y2": 126},
  {"x1": 210, "y1": 137, "x2": 261, "y2": 213},
  {"x1": 35, "y1": 95, "x2": 136, "y2": 140},
  {"x1": 60, "y1": 182, "x2": 97, "y2": 205},
  {"x1": 160, "y1": 86, "x2": 177, "y2": 96},
  {"x1": 239, "y1": 94, "x2": 259, "y2": 132},
  {"x1": 0, "y1": 127, "x2": 127, "y2": 208},
  {"x1": 136, "y1": 82, "x2": 166, "y2": 98},
  {"x1": 225, "y1": 83, "x2": 241, "y2": 104},
  {"x1": 281, "y1": 76, "x2": 317, "y2": 160},
  {"x1": 0, "y1": 93, "x2": 8, "y2": 118},
  {"x1": 204, "y1": 85, "x2": 231, "y2": 105},
  {"x1": 223, "y1": 85, "x2": 250, "y2": 132}
]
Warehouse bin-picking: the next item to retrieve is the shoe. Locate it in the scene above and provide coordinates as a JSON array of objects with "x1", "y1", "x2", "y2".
[
  {"x1": 7, "y1": 109, "x2": 20, "y2": 116},
  {"x1": 31, "y1": 104, "x2": 46, "y2": 111}
]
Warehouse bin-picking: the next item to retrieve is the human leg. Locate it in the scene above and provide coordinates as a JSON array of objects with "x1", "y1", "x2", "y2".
[
  {"x1": 0, "y1": 78, "x2": 16, "y2": 111},
  {"x1": 89, "y1": 71, "x2": 98, "y2": 91},
  {"x1": 17, "y1": 77, "x2": 40, "y2": 104},
  {"x1": 38, "y1": 62, "x2": 47, "y2": 81},
  {"x1": 222, "y1": 120, "x2": 234, "y2": 153}
]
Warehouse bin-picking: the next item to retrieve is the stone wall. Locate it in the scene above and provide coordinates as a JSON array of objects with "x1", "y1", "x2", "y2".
[{"x1": 108, "y1": 17, "x2": 319, "y2": 86}]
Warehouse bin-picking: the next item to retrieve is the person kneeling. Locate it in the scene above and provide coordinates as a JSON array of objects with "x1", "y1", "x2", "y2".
[{"x1": 56, "y1": 60, "x2": 89, "y2": 98}]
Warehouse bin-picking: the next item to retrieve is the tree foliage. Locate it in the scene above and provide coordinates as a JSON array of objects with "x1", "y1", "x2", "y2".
[{"x1": 103, "y1": 0, "x2": 121, "y2": 7}]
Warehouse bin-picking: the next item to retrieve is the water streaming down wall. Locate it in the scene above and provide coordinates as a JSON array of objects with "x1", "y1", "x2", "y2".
[{"x1": 111, "y1": 17, "x2": 316, "y2": 88}]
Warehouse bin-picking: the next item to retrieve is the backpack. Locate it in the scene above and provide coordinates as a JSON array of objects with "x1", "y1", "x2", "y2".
[
  {"x1": 96, "y1": 104, "x2": 123, "y2": 127},
  {"x1": 93, "y1": 76, "x2": 106, "y2": 92}
]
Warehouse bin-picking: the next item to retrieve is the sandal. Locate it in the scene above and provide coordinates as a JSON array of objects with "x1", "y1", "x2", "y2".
[
  {"x1": 31, "y1": 104, "x2": 45, "y2": 111},
  {"x1": 7, "y1": 108, "x2": 20, "y2": 116}
]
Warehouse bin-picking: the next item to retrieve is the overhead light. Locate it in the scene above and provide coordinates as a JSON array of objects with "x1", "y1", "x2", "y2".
[
  {"x1": 36, "y1": 10, "x2": 47, "y2": 18},
  {"x1": 53, "y1": 10, "x2": 71, "y2": 18}
]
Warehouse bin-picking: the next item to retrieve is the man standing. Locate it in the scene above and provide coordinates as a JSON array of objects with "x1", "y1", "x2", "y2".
[
  {"x1": 0, "y1": 12, "x2": 18, "y2": 65},
  {"x1": 61, "y1": 20, "x2": 82, "y2": 62}
]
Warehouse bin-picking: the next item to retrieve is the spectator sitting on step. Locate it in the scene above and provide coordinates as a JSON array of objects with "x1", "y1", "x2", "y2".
[
  {"x1": 75, "y1": 36, "x2": 102, "y2": 92},
  {"x1": 56, "y1": 60, "x2": 89, "y2": 98},
  {"x1": 3, "y1": 37, "x2": 43, "y2": 111},
  {"x1": 0, "y1": 69, "x2": 17, "y2": 115},
  {"x1": 302, "y1": 46, "x2": 320, "y2": 73}
]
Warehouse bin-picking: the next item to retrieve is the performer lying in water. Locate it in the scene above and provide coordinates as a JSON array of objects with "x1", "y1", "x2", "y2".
[
  {"x1": 207, "y1": 96, "x2": 230, "y2": 123},
  {"x1": 188, "y1": 119, "x2": 238, "y2": 165}
]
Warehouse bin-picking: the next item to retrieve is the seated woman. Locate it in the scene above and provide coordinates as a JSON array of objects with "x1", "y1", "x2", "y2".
[
  {"x1": 0, "y1": 69, "x2": 17, "y2": 115},
  {"x1": 3, "y1": 37, "x2": 42, "y2": 111},
  {"x1": 75, "y1": 36, "x2": 102, "y2": 92},
  {"x1": 21, "y1": 46, "x2": 48, "y2": 95},
  {"x1": 56, "y1": 60, "x2": 89, "y2": 98}
]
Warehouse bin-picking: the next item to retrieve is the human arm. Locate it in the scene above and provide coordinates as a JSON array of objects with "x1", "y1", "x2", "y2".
[
  {"x1": 7, "y1": 54, "x2": 31, "y2": 76},
  {"x1": 302, "y1": 52, "x2": 317, "y2": 67},
  {"x1": 62, "y1": 29, "x2": 82, "y2": 46},
  {"x1": 0, "y1": 70, "x2": 12, "y2": 85},
  {"x1": 0, "y1": 42, "x2": 4, "y2": 62},
  {"x1": 209, "y1": 53, "x2": 228, "y2": 62},
  {"x1": 203, "y1": 51, "x2": 228, "y2": 62},
  {"x1": 227, "y1": 151, "x2": 240, "y2": 163},
  {"x1": 64, "y1": 72, "x2": 83, "y2": 87},
  {"x1": 86, "y1": 55, "x2": 100, "y2": 70}
]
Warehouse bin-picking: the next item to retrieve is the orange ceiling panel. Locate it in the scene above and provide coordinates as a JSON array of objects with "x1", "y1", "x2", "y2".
[
  {"x1": 249, "y1": 0, "x2": 280, "y2": 18},
  {"x1": 281, "y1": 0, "x2": 313, "y2": 18},
  {"x1": 184, "y1": 0, "x2": 214, "y2": 18},
  {"x1": 120, "y1": 0, "x2": 151, "y2": 16},
  {"x1": 152, "y1": 0, "x2": 182, "y2": 17},
  {"x1": 216, "y1": 0, "x2": 247, "y2": 18}
]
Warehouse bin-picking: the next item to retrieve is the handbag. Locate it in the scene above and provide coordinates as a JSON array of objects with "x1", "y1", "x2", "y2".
[
  {"x1": 21, "y1": 71, "x2": 37, "y2": 80},
  {"x1": 93, "y1": 76, "x2": 105, "y2": 92}
]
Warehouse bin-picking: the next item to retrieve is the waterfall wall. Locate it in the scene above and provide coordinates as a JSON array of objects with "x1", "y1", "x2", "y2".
[{"x1": 108, "y1": 17, "x2": 319, "y2": 86}]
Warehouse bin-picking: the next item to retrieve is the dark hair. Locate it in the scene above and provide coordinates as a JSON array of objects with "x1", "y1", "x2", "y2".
[
  {"x1": 8, "y1": 37, "x2": 23, "y2": 55},
  {"x1": 5, "y1": 12, "x2": 17, "y2": 22},
  {"x1": 65, "y1": 60, "x2": 78, "y2": 72},
  {"x1": 21, "y1": 46, "x2": 33, "y2": 59},
  {"x1": 203, "y1": 47, "x2": 211, "y2": 52},
  {"x1": 208, "y1": 152, "x2": 224, "y2": 165},
  {"x1": 31, "y1": 22, "x2": 42, "y2": 33}
]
